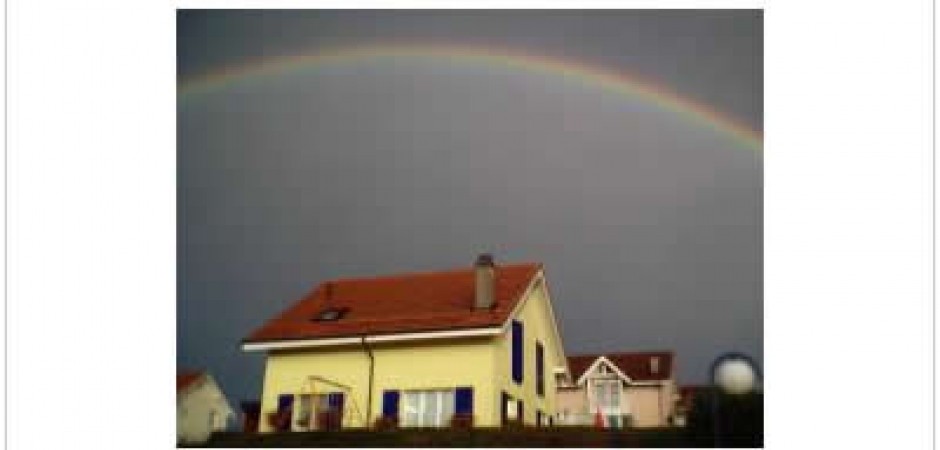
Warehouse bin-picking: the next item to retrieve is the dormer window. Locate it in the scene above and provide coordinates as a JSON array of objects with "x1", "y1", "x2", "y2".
[
  {"x1": 313, "y1": 307, "x2": 348, "y2": 322},
  {"x1": 650, "y1": 357, "x2": 660, "y2": 374}
]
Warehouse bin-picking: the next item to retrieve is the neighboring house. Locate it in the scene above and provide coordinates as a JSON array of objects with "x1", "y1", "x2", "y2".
[
  {"x1": 673, "y1": 385, "x2": 707, "y2": 427},
  {"x1": 242, "y1": 254, "x2": 570, "y2": 432},
  {"x1": 556, "y1": 352, "x2": 679, "y2": 428},
  {"x1": 177, "y1": 371, "x2": 235, "y2": 444}
]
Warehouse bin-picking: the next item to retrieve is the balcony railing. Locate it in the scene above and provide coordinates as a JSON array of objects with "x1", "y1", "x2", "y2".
[{"x1": 555, "y1": 413, "x2": 633, "y2": 428}]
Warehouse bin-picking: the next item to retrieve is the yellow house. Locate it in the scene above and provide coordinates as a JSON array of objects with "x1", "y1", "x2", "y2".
[{"x1": 242, "y1": 254, "x2": 569, "y2": 432}]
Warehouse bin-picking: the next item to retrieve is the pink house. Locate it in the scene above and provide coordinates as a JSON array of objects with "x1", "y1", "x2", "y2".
[{"x1": 555, "y1": 352, "x2": 679, "y2": 428}]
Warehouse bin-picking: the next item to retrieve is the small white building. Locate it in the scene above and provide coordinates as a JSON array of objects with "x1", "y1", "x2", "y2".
[{"x1": 177, "y1": 371, "x2": 234, "y2": 445}]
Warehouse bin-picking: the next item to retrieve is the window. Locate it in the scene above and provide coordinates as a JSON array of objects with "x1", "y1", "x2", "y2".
[
  {"x1": 297, "y1": 392, "x2": 346, "y2": 431},
  {"x1": 303, "y1": 393, "x2": 343, "y2": 430},
  {"x1": 401, "y1": 390, "x2": 455, "y2": 428},
  {"x1": 312, "y1": 307, "x2": 348, "y2": 321},
  {"x1": 277, "y1": 394, "x2": 294, "y2": 413},
  {"x1": 297, "y1": 394, "x2": 313, "y2": 429},
  {"x1": 536, "y1": 342, "x2": 545, "y2": 397},
  {"x1": 501, "y1": 391, "x2": 511, "y2": 426},
  {"x1": 594, "y1": 380, "x2": 621, "y2": 414},
  {"x1": 501, "y1": 392, "x2": 522, "y2": 425},
  {"x1": 511, "y1": 320, "x2": 523, "y2": 384}
]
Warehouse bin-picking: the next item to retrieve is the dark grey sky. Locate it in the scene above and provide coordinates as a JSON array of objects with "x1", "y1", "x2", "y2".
[{"x1": 177, "y1": 10, "x2": 762, "y2": 403}]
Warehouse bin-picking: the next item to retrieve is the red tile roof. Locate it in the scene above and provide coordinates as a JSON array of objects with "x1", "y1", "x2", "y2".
[
  {"x1": 177, "y1": 371, "x2": 204, "y2": 393},
  {"x1": 568, "y1": 351, "x2": 675, "y2": 382},
  {"x1": 244, "y1": 262, "x2": 542, "y2": 343}
]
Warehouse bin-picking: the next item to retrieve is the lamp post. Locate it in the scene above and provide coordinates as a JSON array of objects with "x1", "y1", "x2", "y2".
[{"x1": 709, "y1": 353, "x2": 761, "y2": 447}]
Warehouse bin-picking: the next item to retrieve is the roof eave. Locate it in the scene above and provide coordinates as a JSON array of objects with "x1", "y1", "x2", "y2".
[{"x1": 241, "y1": 326, "x2": 504, "y2": 352}]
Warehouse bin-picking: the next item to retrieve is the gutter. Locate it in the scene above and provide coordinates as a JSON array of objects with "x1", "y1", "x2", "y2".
[
  {"x1": 360, "y1": 335, "x2": 375, "y2": 428},
  {"x1": 241, "y1": 326, "x2": 503, "y2": 352}
]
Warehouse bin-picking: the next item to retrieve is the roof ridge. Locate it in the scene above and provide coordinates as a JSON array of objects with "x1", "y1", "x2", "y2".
[
  {"x1": 569, "y1": 350, "x2": 675, "y2": 358},
  {"x1": 319, "y1": 261, "x2": 542, "y2": 285},
  {"x1": 294, "y1": 310, "x2": 506, "y2": 324},
  {"x1": 606, "y1": 350, "x2": 675, "y2": 356}
]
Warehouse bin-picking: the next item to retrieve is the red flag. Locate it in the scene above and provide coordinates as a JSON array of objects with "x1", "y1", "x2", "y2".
[{"x1": 594, "y1": 407, "x2": 605, "y2": 428}]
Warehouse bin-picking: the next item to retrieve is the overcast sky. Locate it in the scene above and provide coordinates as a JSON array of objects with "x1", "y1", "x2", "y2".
[{"x1": 177, "y1": 10, "x2": 762, "y2": 403}]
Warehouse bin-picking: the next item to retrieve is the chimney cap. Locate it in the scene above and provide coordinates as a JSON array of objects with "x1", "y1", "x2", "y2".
[{"x1": 475, "y1": 253, "x2": 495, "y2": 267}]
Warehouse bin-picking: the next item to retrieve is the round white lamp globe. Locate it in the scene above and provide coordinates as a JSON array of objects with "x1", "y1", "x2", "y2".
[{"x1": 714, "y1": 359, "x2": 757, "y2": 395}]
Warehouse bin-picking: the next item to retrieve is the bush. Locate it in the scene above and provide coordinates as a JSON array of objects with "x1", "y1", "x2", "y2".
[{"x1": 686, "y1": 388, "x2": 763, "y2": 448}]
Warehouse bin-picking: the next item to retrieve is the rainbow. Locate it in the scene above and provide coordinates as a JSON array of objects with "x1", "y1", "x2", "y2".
[{"x1": 178, "y1": 43, "x2": 762, "y2": 151}]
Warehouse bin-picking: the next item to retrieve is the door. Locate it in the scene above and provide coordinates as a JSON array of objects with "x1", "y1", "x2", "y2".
[
  {"x1": 326, "y1": 393, "x2": 345, "y2": 430},
  {"x1": 297, "y1": 394, "x2": 313, "y2": 430},
  {"x1": 275, "y1": 394, "x2": 294, "y2": 432},
  {"x1": 312, "y1": 393, "x2": 345, "y2": 430},
  {"x1": 594, "y1": 380, "x2": 622, "y2": 428}
]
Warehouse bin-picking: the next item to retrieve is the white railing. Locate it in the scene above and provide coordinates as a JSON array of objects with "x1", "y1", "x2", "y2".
[
  {"x1": 555, "y1": 413, "x2": 634, "y2": 428},
  {"x1": 556, "y1": 413, "x2": 595, "y2": 426}
]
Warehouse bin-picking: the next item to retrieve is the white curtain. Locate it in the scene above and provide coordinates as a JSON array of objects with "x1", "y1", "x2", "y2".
[{"x1": 402, "y1": 390, "x2": 456, "y2": 427}]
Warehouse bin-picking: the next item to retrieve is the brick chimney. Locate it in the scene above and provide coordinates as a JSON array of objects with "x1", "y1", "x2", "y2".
[{"x1": 474, "y1": 253, "x2": 495, "y2": 309}]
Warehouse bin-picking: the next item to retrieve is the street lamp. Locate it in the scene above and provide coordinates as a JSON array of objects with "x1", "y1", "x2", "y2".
[{"x1": 709, "y1": 353, "x2": 761, "y2": 447}]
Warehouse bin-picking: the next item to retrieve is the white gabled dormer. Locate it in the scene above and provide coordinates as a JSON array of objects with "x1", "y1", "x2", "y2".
[
  {"x1": 576, "y1": 356, "x2": 632, "y2": 386},
  {"x1": 579, "y1": 356, "x2": 632, "y2": 419}
]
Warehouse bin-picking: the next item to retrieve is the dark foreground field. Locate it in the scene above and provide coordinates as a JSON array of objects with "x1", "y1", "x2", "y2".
[
  {"x1": 193, "y1": 427, "x2": 760, "y2": 448},
  {"x1": 191, "y1": 392, "x2": 762, "y2": 448}
]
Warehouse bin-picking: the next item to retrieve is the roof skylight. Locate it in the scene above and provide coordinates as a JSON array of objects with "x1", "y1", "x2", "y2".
[{"x1": 313, "y1": 307, "x2": 348, "y2": 322}]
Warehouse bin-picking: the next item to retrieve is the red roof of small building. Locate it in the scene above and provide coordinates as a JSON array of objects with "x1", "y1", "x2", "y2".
[
  {"x1": 244, "y1": 262, "x2": 542, "y2": 343},
  {"x1": 568, "y1": 351, "x2": 675, "y2": 382},
  {"x1": 177, "y1": 371, "x2": 204, "y2": 393}
]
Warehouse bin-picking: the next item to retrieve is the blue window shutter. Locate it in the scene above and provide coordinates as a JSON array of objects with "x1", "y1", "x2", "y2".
[
  {"x1": 277, "y1": 394, "x2": 293, "y2": 412},
  {"x1": 455, "y1": 387, "x2": 474, "y2": 414},
  {"x1": 382, "y1": 390, "x2": 400, "y2": 417},
  {"x1": 536, "y1": 342, "x2": 545, "y2": 396},
  {"x1": 512, "y1": 320, "x2": 523, "y2": 384}
]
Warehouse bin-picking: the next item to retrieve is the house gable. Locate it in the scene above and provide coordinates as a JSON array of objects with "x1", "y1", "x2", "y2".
[
  {"x1": 492, "y1": 268, "x2": 569, "y2": 426},
  {"x1": 575, "y1": 356, "x2": 633, "y2": 386},
  {"x1": 503, "y1": 269, "x2": 569, "y2": 376}
]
